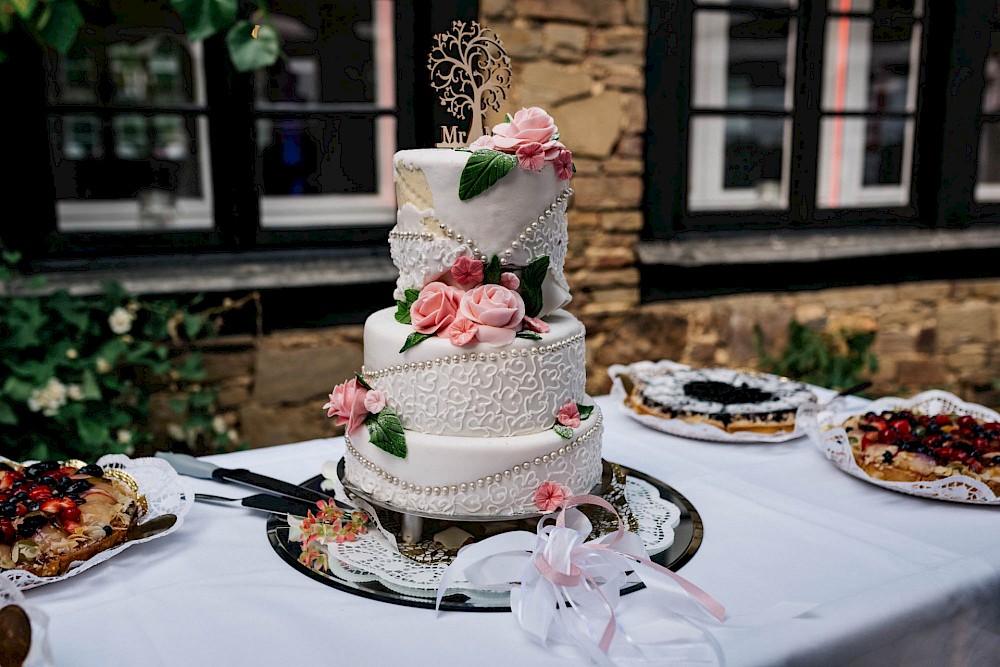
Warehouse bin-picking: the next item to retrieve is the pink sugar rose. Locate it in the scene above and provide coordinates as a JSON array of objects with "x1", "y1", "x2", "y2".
[
  {"x1": 468, "y1": 134, "x2": 496, "y2": 151},
  {"x1": 491, "y1": 107, "x2": 558, "y2": 152},
  {"x1": 411, "y1": 282, "x2": 463, "y2": 337},
  {"x1": 556, "y1": 402, "x2": 581, "y2": 428},
  {"x1": 363, "y1": 389, "x2": 387, "y2": 415},
  {"x1": 324, "y1": 378, "x2": 369, "y2": 436},
  {"x1": 448, "y1": 317, "x2": 479, "y2": 346},
  {"x1": 522, "y1": 315, "x2": 550, "y2": 334},
  {"x1": 534, "y1": 481, "x2": 569, "y2": 513},
  {"x1": 499, "y1": 272, "x2": 520, "y2": 290},
  {"x1": 457, "y1": 284, "x2": 526, "y2": 346},
  {"x1": 515, "y1": 142, "x2": 546, "y2": 171},
  {"x1": 554, "y1": 149, "x2": 574, "y2": 181},
  {"x1": 451, "y1": 256, "x2": 484, "y2": 286}
]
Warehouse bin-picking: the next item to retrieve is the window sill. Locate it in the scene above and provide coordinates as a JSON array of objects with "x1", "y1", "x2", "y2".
[
  {"x1": 637, "y1": 226, "x2": 1000, "y2": 267},
  {"x1": 2, "y1": 248, "x2": 397, "y2": 298}
]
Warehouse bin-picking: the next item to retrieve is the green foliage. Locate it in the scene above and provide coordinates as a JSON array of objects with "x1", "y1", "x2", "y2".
[
  {"x1": 0, "y1": 256, "x2": 245, "y2": 463},
  {"x1": 0, "y1": 0, "x2": 282, "y2": 72},
  {"x1": 520, "y1": 255, "x2": 549, "y2": 318},
  {"x1": 754, "y1": 319, "x2": 879, "y2": 393}
]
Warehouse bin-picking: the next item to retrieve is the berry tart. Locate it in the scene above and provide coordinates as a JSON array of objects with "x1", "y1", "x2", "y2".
[
  {"x1": 0, "y1": 460, "x2": 144, "y2": 577},
  {"x1": 842, "y1": 410, "x2": 1000, "y2": 495},
  {"x1": 624, "y1": 367, "x2": 818, "y2": 435}
]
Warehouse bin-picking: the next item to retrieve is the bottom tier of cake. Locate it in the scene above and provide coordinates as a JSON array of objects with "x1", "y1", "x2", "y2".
[{"x1": 343, "y1": 406, "x2": 604, "y2": 517}]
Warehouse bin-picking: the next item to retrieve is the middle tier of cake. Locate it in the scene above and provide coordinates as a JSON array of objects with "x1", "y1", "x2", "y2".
[{"x1": 361, "y1": 307, "x2": 587, "y2": 437}]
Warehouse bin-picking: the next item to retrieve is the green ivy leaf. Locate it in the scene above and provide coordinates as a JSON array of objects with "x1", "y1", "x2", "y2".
[
  {"x1": 1, "y1": 376, "x2": 35, "y2": 402},
  {"x1": 459, "y1": 150, "x2": 517, "y2": 201},
  {"x1": 521, "y1": 255, "x2": 549, "y2": 318},
  {"x1": 0, "y1": 400, "x2": 18, "y2": 426},
  {"x1": 76, "y1": 418, "x2": 109, "y2": 447},
  {"x1": 35, "y1": 0, "x2": 83, "y2": 54},
  {"x1": 515, "y1": 331, "x2": 541, "y2": 340},
  {"x1": 553, "y1": 424, "x2": 573, "y2": 439},
  {"x1": 576, "y1": 403, "x2": 595, "y2": 419},
  {"x1": 226, "y1": 20, "x2": 280, "y2": 72},
  {"x1": 80, "y1": 369, "x2": 101, "y2": 400},
  {"x1": 170, "y1": 0, "x2": 237, "y2": 41},
  {"x1": 366, "y1": 408, "x2": 407, "y2": 458},
  {"x1": 9, "y1": 0, "x2": 35, "y2": 20},
  {"x1": 399, "y1": 331, "x2": 433, "y2": 353},
  {"x1": 483, "y1": 255, "x2": 501, "y2": 285}
]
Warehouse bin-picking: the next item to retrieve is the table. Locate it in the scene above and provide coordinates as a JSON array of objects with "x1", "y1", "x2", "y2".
[{"x1": 21, "y1": 392, "x2": 1000, "y2": 666}]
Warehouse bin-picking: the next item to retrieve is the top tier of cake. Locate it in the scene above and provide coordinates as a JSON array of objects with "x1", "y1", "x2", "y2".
[{"x1": 390, "y1": 149, "x2": 573, "y2": 319}]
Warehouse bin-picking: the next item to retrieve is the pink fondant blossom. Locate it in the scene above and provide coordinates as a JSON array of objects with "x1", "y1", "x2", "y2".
[
  {"x1": 451, "y1": 256, "x2": 484, "y2": 286},
  {"x1": 492, "y1": 107, "x2": 558, "y2": 151},
  {"x1": 363, "y1": 389, "x2": 387, "y2": 415},
  {"x1": 448, "y1": 318, "x2": 479, "y2": 346},
  {"x1": 554, "y1": 149, "x2": 574, "y2": 181},
  {"x1": 410, "y1": 282, "x2": 463, "y2": 337},
  {"x1": 534, "y1": 481, "x2": 569, "y2": 513},
  {"x1": 468, "y1": 134, "x2": 496, "y2": 151},
  {"x1": 522, "y1": 316, "x2": 550, "y2": 334},
  {"x1": 515, "y1": 142, "x2": 546, "y2": 171},
  {"x1": 556, "y1": 402, "x2": 582, "y2": 428},
  {"x1": 324, "y1": 378, "x2": 369, "y2": 436},
  {"x1": 457, "y1": 284, "x2": 526, "y2": 346},
  {"x1": 499, "y1": 272, "x2": 520, "y2": 290}
]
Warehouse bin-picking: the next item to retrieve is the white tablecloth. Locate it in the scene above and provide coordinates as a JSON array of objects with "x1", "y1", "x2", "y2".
[{"x1": 21, "y1": 393, "x2": 1000, "y2": 666}]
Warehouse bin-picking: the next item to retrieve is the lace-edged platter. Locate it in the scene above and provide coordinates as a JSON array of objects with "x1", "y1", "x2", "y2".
[
  {"x1": 266, "y1": 460, "x2": 703, "y2": 611},
  {"x1": 608, "y1": 360, "x2": 819, "y2": 443},
  {"x1": 1, "y1": 455, "x2": 195, "y2": 590},
  {"x1": 800, "y1": 390, "x2": 1000, "y2": 505}
]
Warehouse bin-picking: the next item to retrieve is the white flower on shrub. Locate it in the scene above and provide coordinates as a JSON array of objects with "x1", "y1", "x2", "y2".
[
  {"x1": 108, "y1": 306, "x2": 134, "y2": 334},
  {"x1": 27, "y1": 378, "x2": 68, "y2": 417},
  {"x1": 66, "y1": 348, "x2": 78, "y2": 359},
  {"x1": 167, "y1": 423, "x2": 186, "y2": 441},
  {"x1": 227, "y1": 428, "x2": 239, "y2": 443},
  {"x1": 67, "y1": 384, "x2": 84, "y2": 401},
  {"x1": 117, "y1": 429, "x2": 132, "y2": 444},
  {"x1": 95, "y1": 357, "x2": 112, "y2": 374},
  {"x1": 212, "y1": 415, "x2": 228, "y2": 434}
]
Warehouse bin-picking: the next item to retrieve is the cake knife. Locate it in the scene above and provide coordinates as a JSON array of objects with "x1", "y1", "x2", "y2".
[
  {"x1": 155, "y1": 451, "x2": 343, "y2": 507},
  {"x1": 194, "y1": 493, "x2": 317, "y2": 517}
]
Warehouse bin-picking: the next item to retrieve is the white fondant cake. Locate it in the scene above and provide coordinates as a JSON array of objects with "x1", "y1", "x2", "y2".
[{"x1": 327, "y1": 107, "x2": 602, "y2": 517}]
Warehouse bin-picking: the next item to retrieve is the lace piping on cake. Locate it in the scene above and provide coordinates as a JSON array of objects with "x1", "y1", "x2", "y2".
[
  {"x1": 345, "y1": 413, "x2": 603, "y2": 494},
  {"x1": 362, "y1": 332, "x2": 584, "y2": 379}
]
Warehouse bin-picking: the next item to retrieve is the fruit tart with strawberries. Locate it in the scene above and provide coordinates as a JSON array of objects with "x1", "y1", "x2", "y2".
[{"x1": 0, "y1": 460, "x2": 144, "y2": 577}]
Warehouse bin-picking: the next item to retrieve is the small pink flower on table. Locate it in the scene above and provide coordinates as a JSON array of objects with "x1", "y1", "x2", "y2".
[
  {"x1": 556, "y1": 402, "x2": 581, "y2": 428},
  {"x1": 499, "y1": 272, "x2": 520, "y2": 290},
  {"x1": 324, "y1": 377, "x2": 369, "y2": 436},
  {"x1": 451, "y1": 256, "x2": 484, "y2": 286},
  {"x1": 411, "y1": 281, "x2": 463, "y2": 336},
  {"x1": 534, "y1": 481, "x2": 569, "y2": 513},
  {"x1": 457, "y1": 284, "x2": 526, "y2": 346}
]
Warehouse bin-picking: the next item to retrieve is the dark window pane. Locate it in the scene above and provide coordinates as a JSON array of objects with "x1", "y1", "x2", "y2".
[{"x1": 818, "y1": 116, "x2": 913, "y2": 207}]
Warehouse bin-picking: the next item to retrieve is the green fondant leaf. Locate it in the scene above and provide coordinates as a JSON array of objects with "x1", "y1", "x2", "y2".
[
  {"x1": 553, "y1": 424, "x2": 573, "y2": 439},
  {"x1": 516, "y1": 331, "x2": 542, "y2": 340},
  {"x1": 366, "y1": 408, "x2": 407, "y2": 458},
  {"x1": 395, "y1": 288, "x2": 422, "y2": 324},
  {"x1": 504, "y1": 113, "x2": 513, "y2": 123},
  {"x1": 483, "y1": 255, "x2": 502, "y2": 285},
  {"x1": 355, "y1": 373, "x2": 373, "y2": 391},
  {"x1": 459, "y1": 150, "x2": 517, "y2": 201},
  {"x1": 399, "y1": 331, "x2": 433, "y2": 353},
  {"x1": 576, "y1": 403, "x2": 595, "y2": 419},
  {"x1": 521, "y1": 255, "x2": 550, "y2": 318}
]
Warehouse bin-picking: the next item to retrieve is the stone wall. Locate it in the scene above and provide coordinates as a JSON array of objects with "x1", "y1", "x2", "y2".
[{"x1": 150, "y1": 2, "x2": 1000, "y2": 450}]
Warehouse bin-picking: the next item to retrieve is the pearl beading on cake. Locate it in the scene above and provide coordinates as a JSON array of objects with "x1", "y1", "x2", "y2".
[
  {"x1": 344, "y1": 413, "x2": 603, "y2": 496},
  {"x1": 432, "y1": 187, "x2": 573, "y2": 264},
  {"x1": 361, "y1": 332, "x2": 585, "y2": 380}
]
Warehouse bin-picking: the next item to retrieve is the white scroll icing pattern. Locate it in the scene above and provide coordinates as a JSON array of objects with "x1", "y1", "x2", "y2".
[
  {"x1": 363, "y1": 334, "x2": 586, "y2": 436},
  {"x1": 343, "y1": 416, "x2": 604, "y2": 516}
]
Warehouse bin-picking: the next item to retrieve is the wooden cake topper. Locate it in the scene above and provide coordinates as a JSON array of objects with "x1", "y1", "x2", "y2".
[{"x1": 427, "y1": 20, "x2": 512, "y2": 148}]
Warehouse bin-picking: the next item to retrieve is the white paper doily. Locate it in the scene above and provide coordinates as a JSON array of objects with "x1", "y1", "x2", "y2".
[
  {"x1": 608, "y1": 360, "x2": 817, "y2": 443},
  {"x1": 1, "y1": 455, "x2": 195, "y2": 589},
  {"x1": 800, "y1": 390, "x2": 1000, "y2": 505},
  {"x1": 314, "y1": 476, "x2": 681, "y2": 601}
]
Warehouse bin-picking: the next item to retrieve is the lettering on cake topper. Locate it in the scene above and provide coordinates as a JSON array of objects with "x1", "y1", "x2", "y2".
[{"x1": 427, "y1": 20, "x2": 511, "y2": 148}]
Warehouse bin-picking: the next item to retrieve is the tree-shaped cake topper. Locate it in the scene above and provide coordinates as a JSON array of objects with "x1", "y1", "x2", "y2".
[{"x1": 427, "y1": 20, "x2": 512, "y2": 148}]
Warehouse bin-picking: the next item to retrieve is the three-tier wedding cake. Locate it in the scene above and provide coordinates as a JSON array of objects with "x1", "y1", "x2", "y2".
[{"x1": 324, "y1": 107, "x2": 603, "y2": 518}]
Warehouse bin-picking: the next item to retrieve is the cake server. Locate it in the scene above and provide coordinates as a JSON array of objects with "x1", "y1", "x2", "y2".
[
  {"x1": 194, "y1": 493, "x2": 316, "y2": 517},
  {"x1": 155, "y1": 451, "x2": 337, "y2": 505}
]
